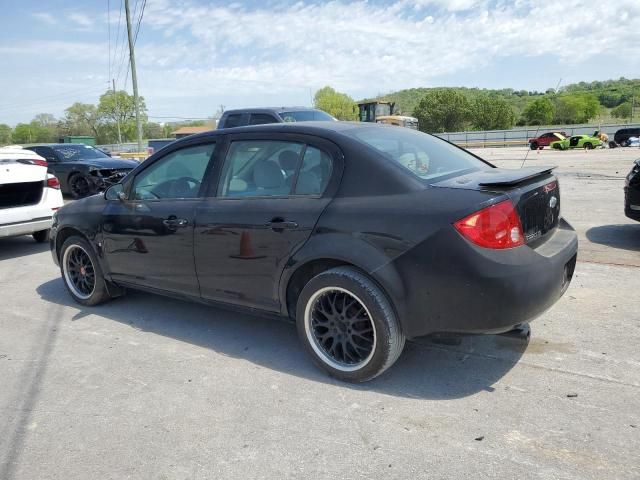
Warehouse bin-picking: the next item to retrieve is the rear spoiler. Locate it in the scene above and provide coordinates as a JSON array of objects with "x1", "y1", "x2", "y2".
[{"x1": 476, "y1": 166, "x2": 556, "y2": 187}]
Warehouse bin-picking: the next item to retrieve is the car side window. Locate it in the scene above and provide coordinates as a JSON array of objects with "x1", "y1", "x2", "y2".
[
  {"x1": 224, "y1": 114, "x2": 245, "y2": 128},
  {"x1": 249, "y1": 114, "x2": 278, "y2": 125},
  {"x1": 132, "y1": 143, "x2": 215, "y2": 200},
  {"x1": 294, "y1": 146, "x2": 332, "y2": 195},
  {"x1": 218, "y1": 140, "x2": 304, "y2": 198}
]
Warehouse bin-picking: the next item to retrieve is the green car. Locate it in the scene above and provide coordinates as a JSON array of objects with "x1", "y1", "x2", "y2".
[{"x1": 550, "y1": 134, "x2": 602, "y2": 150}]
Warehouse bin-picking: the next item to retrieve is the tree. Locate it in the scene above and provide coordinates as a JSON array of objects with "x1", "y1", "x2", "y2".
[
  {"x1": 470, "y1": 95, "x2": 515, "y2": 130},
  {"x1": 314, "y1": 86, "x2": 357, "y2": 120},
  {"x1": 63, "y1": 103, "x2": 101, "y2": 138},
  {"x1": 0, "y1": 124, "x2": 12, "y2": 145},
  {"x1": 413, "y1": 89, "x2": 470, "y2": 133},
  {"x1": 143, "y1": 122, "x2": 164, "y2": 139},
  {"x1": 553, "y1": 93, "x2": 601, "y2": 124},
  {"x1": 98, "y1": 90, "x2": 147, "y2": 142},
  {"x1": 522, "y1": 98, "x2": 555, "y2": 125},
  {"x1": 11, "y1": 121, "x2": 53, "y2": 143},
  {"x1": 611, "y1": 102, "x2": 632, "y2": 120}
]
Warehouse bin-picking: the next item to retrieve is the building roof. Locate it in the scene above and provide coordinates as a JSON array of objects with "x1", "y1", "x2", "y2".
[{"x1": 171, "y1": 126, "x2": 212, "y2": 136}]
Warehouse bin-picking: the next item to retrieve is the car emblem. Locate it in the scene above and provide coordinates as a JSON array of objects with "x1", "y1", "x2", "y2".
[{"x1": 549, "y1": 196, "x2": 558, "y2": 208}]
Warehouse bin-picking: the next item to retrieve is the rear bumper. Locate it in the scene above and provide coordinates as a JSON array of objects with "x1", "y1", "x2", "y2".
[
  {"x1": 0, "y1": 218, "x2": 52, "y2": 238},
  {"x1": 375, "y1": 218, "x2": 578, "y2": 338}
]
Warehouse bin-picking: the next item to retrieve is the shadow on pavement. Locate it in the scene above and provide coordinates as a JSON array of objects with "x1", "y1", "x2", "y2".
[
  {"x1": 37, "y1": 278, "x2": 527, "y2": 400},
  {"x1": 585, "y1": 224, "x2": 640, "y2": 252},
  {"x1": 0, "y1": 236, "x2": 49, "y2": 261}
]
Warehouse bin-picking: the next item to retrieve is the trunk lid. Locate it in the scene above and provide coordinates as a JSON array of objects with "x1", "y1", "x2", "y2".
[
  {"x1": 432, "y1": 166, "x2": 561, "y2": 246},
  {"x1": 0, "y1": 160, "x2": 47, "y2": 184}
]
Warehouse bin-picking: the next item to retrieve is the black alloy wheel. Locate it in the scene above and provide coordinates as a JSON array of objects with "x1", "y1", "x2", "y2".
[
  {"x1": 60, "y1": 236, "x2": 112, "y2": 306},
  {"x1": 296, "y1": 266, "x2": 405, "y2": 382},
  {"x1": 69, "y1": 173, "x2": 94, "y2": 199},
  {"x1": 307, "y1": 287, "x2": 376, "y2": 369}
]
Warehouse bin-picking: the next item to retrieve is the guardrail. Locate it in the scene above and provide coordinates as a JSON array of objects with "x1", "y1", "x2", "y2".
[{"x1": 434, "y1": 122, "x2": 640, "y2": 148}]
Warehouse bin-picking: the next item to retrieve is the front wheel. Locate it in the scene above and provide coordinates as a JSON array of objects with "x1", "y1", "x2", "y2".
[
  {"x1": 60, "y1": 236, "x2": 112, "y2": 306},
  {"x1": 68, "y1": 173, "x2": 95, "y2": 199},
  {"x1": 296, "y1": 267, "x2": 405, "y2": 382},
  {"x1": 584, "y1": 142, "x2": 593, "y2": 150}
]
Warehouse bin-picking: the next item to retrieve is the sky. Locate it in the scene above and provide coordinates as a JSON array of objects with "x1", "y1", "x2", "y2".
[{"x1": 1, "y1": 0, "x2": 639, "y2": 125}]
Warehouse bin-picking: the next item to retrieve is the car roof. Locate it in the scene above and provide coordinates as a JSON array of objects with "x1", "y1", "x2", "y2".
[
  {"x1": 182, "y1": 121, "x2": 373, "y2": 142},
  {"x1": 223, "y1": 107, "x2": 324, "y2": 114},
  {"x1": 0, "y1": 147, "x2": 46, "y2": 160},
  {"x1": 27, "y1": 143, "x2": 93, "y2": 147}
]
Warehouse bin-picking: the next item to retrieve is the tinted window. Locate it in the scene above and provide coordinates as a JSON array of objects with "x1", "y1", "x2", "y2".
[
  {"x1": 345, "y1": 127, "x2": 490, "y2": 181},
  {"x1": 51, "y1": 144, "x2": 109, "y2": 161},
  {"x1": 279, "y1": 110, "x2": 335, "y2": 122},
  {"x1": 224, "y1": 114, "x2": 245, "y2": 128},
  {"x1": 132, "y1": 143, "x2": 215, "y2": 200},
  {"x1": 294, "y1": 147, "x2": 332, "y2": 195},
  {"x1": 218, "y1": 141, "x2": 303, "y2": 198},
  {"x1": 249, "y1": 113, "x2": 278, "y2": 125}
]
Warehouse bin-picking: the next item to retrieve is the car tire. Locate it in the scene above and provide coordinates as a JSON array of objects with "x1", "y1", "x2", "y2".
[
  {"x1": 68, "y1": 173, "x2": 95, "y2": 199},
  {"x1": 296, "y1": 266, "x2": 405, "y2": 382},
  {"x1": 60, "y1": 236, "x2": 112, "y2": 306},
  {"x1": 32, "y1": 229, "x2": 50, "y2": 243},
  {"x1": 584, "y1": 142, "x2": 593, "y2": 150},
  {"x1": 530, "y1": 142, "x2": 538, "y2": 150},
  {"x1": 621, "y1": 140, "x2": 629, "y2": 147}
]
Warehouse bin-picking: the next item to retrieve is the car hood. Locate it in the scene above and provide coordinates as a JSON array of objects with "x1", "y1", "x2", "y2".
[{"x1": 70, "y1": 158, "x2": 139, "y2": 169}]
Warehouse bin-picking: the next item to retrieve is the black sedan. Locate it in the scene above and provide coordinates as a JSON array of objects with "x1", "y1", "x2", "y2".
[
  {"x1": 625, "y1": 158, "x2": 640, "y2": 221},
  {"x1": 25, "y1": 144, "x2": 138, "y2": 198},
  {"x1": 49, "y1": 123, "x2": 578, "y2": 382}
]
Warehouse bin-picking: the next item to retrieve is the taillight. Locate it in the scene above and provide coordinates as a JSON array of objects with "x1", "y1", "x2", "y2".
[
  {"x1": 32, "y1": 159, "x2": 48, "y2": 167},
  {"x1": 47, "y1": 176, "x2": 61, "y2": 189},
  {"x1": 454, "y1": 199, "x2": 524, "y2": 249}
]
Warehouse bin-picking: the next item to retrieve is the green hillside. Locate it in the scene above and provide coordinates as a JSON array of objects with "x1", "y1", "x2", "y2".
[{"x1": 363, "y1": 78, "x2": 640, "y2": 130}]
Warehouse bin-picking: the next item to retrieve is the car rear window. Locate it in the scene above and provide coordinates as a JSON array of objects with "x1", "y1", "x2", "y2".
[
  {"x1": 345, "y1": 127, "x2": 491, "y2": 181},
  {"x1": 279, "y1": 110, "x2": 335, "y2": 122}
]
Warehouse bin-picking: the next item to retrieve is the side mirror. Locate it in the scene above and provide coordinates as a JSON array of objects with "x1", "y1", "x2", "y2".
[{"x1": 105, "y1": 183, "x2": 127, "y2": 201}]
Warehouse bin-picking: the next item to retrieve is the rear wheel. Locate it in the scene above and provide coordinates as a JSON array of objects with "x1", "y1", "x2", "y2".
[
  {"x1": 32, "y1": 229, "x2": 50, "y2": 243},
  {"x1": 530, "y1": 142, "x2": 538, "y2": 150},
  {"x1": 60, "y1": 236, "x2": 112, "y2": 306},
  {"x1": 621, "y1": 140, "x2": 629, "y2": 147},
  {"x1": 69, "y1": 173, "x2": 94, "y2": 199},
  {"x1": 296, "y1": 266, "x2": 405, "y2": 382}
]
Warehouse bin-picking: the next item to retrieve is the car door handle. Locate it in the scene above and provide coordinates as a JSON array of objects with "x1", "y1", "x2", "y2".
[
  {"x1": 265, "y1": 219, "x2": 298, "y2": 230},
  {"x1": 163, "y1": 217, "x2": 189, "y2": 228}
]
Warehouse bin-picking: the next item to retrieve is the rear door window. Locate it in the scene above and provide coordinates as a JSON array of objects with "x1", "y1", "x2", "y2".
[
  {"x1": 249, "y1": 113, "x2": 279, "y2": 125},
  {"x1": 224, "y1": 114, "x2": 245, "y2": 128},
  {"x1": 217, "y1": 141, "x2": 303, "y2": 198}
]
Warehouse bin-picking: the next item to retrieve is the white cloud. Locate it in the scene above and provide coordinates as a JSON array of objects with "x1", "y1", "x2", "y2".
[
  {"x1": 32, "y1": 12, "x2": 57, "y2": 25},
  {"x1": 68, "y1": 12, "x2": 94, "y2": 28}
]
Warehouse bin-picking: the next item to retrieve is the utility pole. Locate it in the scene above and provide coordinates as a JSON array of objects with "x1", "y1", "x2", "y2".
[
  {"x1": 112, "y1": 79, "x2": 122, "y2": 145},
  {"x1": 124, "y1": 0, "x2": 143, "y2": 152}
]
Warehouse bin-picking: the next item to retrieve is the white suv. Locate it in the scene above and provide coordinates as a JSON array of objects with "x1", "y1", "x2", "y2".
[{"x1": 0, "y1": 147, "x2": 64, "y2": 242}]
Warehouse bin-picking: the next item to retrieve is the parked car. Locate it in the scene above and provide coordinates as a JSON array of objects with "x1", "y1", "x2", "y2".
[
  {"x1": 218, "y1": 107, "x2": 336, "y2": 129},
  {"x1": 0, "y1": 147, "x2": 64, "y2": 242},
  {"x1": 550, "y1": 134, "x2": 602, "y2": 150},
  {"x1": 624, "y1": 158, "x2": 640, "y2": 222},
  {"x1": 528, "y1": 132, "x2": 567, "y2": 150},
  {"x1": 49, "y1": 123, "x2": 578, "y2": 382},
  {"x1": 614, "y1": 127, "x2": 640, "y2": 147},
  {"x1": 24, "y1": 144, "x2": 138, "y2": 198}
]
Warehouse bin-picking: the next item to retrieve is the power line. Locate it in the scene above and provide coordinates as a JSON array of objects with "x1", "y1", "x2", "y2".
[
  {"x1": 134, "y1": 0, "x2": 147, "y2": 45},
  {"x1": 0, "y1": 86, "x2": 106, "y2": 112},
  {"x1": 108, "y1": 0, "x2": 111, "y2": 81}
]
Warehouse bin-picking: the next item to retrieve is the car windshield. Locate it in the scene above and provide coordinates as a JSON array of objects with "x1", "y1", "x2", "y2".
[
  {"x1": 279, "y1": 110, "x2": 336, "y2": 122},
  {"x1": 51, "y1": 144, "x2": 109, "y2": 161},
  {"x1": 344, "y1": 126, "x2": 491, "y2": 181}
]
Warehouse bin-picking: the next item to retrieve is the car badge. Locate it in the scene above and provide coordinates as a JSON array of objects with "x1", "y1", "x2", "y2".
[{"x1": 549, "y1": 196, "x2": 558, "y2": 208}]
